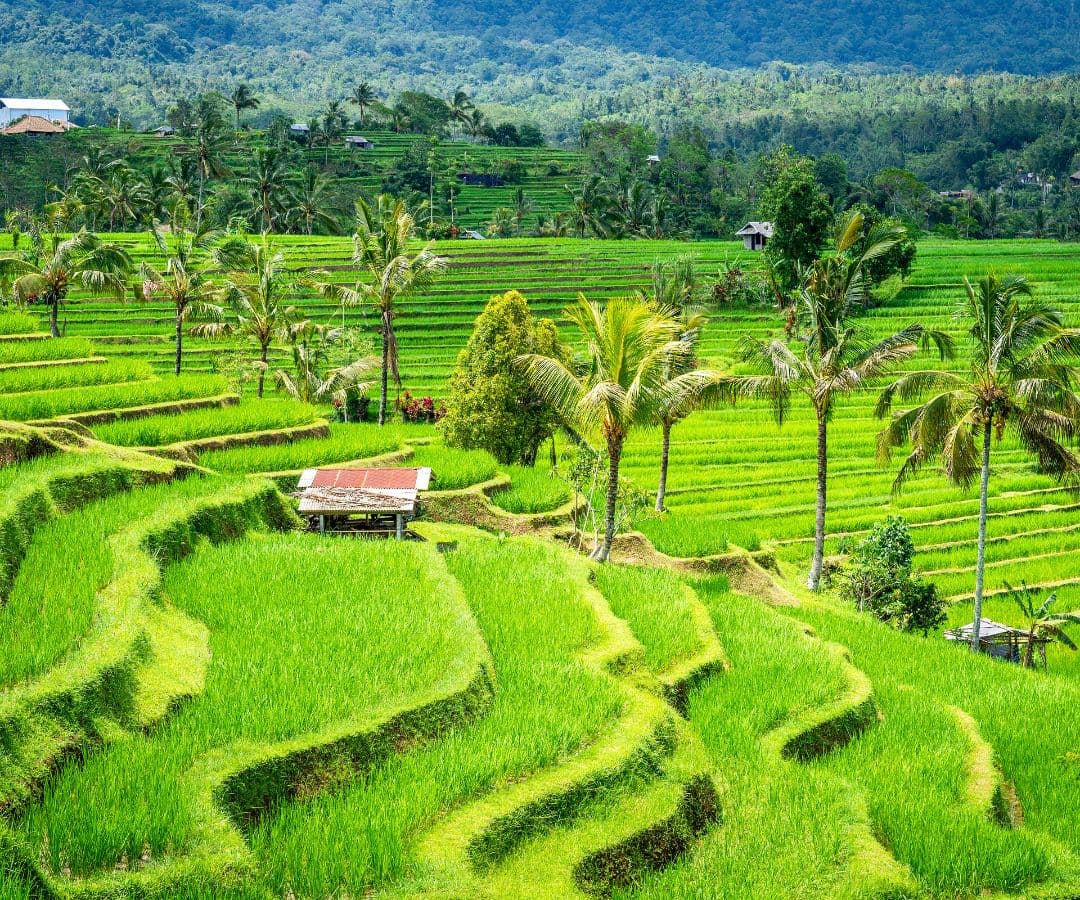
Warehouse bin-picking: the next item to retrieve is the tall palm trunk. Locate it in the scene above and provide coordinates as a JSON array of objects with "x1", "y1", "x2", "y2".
[
  {"x1": 971, "y1": 425, "x2": 993, "y2": 651},
  {"x1": 656, "y1": 419, "x2": 672, "y2": 512},
  {"x1": 378, "y1": 314, "x2": 390, "y2": 426},
  {"x1": 594, "y1": 434, "x2": 622, "y2": 562},
  {"x1": 174, "y1": 311, "x2": 183, "y2": 376},
  {"x1": 196, "y1": 171, "x2": 205, "y2": 234},
  {"x1": 808, "y1": 410, "x2": 828, "y2": 590},
  {"x1": 48, "y1": 296, "x2": 60, "y2": 338},
  {"x1": 257, "y1": 343, "x2": 268, "y2": 398}
]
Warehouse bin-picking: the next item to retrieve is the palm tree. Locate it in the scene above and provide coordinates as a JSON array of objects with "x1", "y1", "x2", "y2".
[
  {"x1": 349, "y1": 82, "x2": 377, "y2": 127},
  {"x1": 876, "y1": 273, "x2": 1080, "y2": 650},
  {"x1": 140, "y1": 210, "x2": 228, "y2": 375},
  {"x1": 466, "y1": 108, "x2": 487, "y2": 141},
  {"x1": 275, "y1": 318, "x2": 376, "y2": 408},
  {"x1": 230, "y1": 84, "x2": 260, "y2": 132},
  {"x1": 192, "y1": 107, "x2": 232, "y2": 232},
  {"x1": 242, "y1": 147, "x2": 290, "y2": 233},
  {"x1": 567, "y1": 175, "x2": 616, "y2": 238},
  {"x1": 316, "y1": 195, "x2": 445, "y2": 424},
  {"x1": 193, "y1": 237, "x2": 294, "y2": 397},
  {"x1": 0, "y1": 230, "x2": 131, "y2": 337},
  {"x1": 652, "y1": 306, "x2": 710, "y2": 512},
  {"x1": 729, "y1": 213, "x2": 948, "y2": 589},
  {"x1": 449, "y1": 90, "x2": 474, "y2": 135},
  {"x1": 511, "y1": 187, "x2": 534, "y2": 234},
  {"x1": 487, "y1": 207, "x2": 515, "y2": 238},
  {"x1": 288, "y1": 168, "x2": 341, "y2": 235},
  {"x1": 1003, "y1": 582, "x2": 1080, "y2": 669},
  {"x1": 520, "y1": 296, "x2": 719, "y2": 561}
]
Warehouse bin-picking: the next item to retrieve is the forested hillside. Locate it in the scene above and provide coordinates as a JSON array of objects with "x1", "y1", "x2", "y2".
[{"x1": 1, "y1": 0, "x2": 1078, "y2": 132}]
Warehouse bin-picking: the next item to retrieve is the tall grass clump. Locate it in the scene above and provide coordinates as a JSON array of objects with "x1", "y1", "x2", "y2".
[
  {"x1": 91, "y1": 399, "x2": 318, "y2": 447},
  {"x1": 0, "y1": 360, "x2": 151, "y2": 394},
  {"x1": 0, "y1": 375, "x2": 228, "y2": 421},
  {"x1": 0, "y1": 336, "x2": 94, "y2": 364},
  {"x1": 0, "y1": 311, "x2": 39, "y2": 335},
  {"x1": 199, "y1": 422, "x2": 411, "y2": 474},
  {"x1": 18, "y1": 533, "x2": 480, "y2": 876},
  {"x1": 247, "y1": 534, "x2": 623, "y2": 898},
  {"x1": 410, "y1": 444, "x2": 499, "y2": 490},
  {"x1": 490, "y1": 463, "x2": 571, "y2": 514}
]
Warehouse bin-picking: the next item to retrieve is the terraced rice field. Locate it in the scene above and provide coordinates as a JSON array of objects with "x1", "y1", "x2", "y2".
[{"x1": 1, "y1": 235, "x2": 1080, "y2": 898}]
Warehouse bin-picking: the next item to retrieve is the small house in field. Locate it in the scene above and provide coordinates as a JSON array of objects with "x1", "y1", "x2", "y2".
[
  {"x1": 646, "y1": 154, "x2": 661, "y2": 164},
  {"x1": 289, "y1": 123, "x2": 310, "y2": 139},
  {"x1": 938, "y1": 189, "x2": 975, "y2": 200},
  {"x1": 945, "y1": 618, "x2": 1049, "y2": 666},
  {"x1": 345, "y1": 135, "x2": 374, "y2": 150},
  {"x1": 294, "y1": 467, "x2": 434, "y2": 539},
  {"x1": 736, "y1": 221, "x2": 773, "y2": 251},
  {"x1": 1070, "y1": 171, "x2": 1080, "y2": 186},
  {"x1": 152, "y1": 125, "x2": 176, "y2": 137},
  {"x1": 0, "y1": 98, "x2": 69, "y2": 126},
  {"x1": 0, "y1": 115, "x2": 74, "y2": 137}
]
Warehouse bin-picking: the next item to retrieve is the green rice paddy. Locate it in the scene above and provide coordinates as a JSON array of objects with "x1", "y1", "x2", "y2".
[{"x1": 1, "y1": 234, "x2": 1080, "y2": 898}]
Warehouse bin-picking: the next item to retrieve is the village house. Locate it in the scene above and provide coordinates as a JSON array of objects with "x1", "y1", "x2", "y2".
[
  {"x1": 345, "y1": 135, "x2": 374, "y2": 150},
  {"x1": 0, "y1": 115, "x2": 77, "y2": 137},
  {"x1": 735, "y1": 221, "x2": 773, "y2": 251},
  {"x1": 1070, "y1": 171, "x2": 1080, "y2": 186},
  {"x1": 0, "y1": 98, "x2": 69, "y2": 126}
]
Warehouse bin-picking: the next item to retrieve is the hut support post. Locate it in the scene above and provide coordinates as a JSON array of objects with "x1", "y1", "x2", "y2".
[
  {"x1": 395, "y1": 514, "x2": 404, "y2": 540},
  {"x1": 319, "y1": 515, "x2": 325, "y2": 534}
]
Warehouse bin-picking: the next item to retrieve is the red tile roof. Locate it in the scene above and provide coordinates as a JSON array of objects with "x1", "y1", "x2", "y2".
[{"x1": 310, "y1": 467, "x2": 426, "y2": 490}]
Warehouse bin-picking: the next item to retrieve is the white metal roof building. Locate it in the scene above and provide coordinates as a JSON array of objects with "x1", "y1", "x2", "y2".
[{"x1": 0, "y1": 99, "x2": 69, "y2": 126}]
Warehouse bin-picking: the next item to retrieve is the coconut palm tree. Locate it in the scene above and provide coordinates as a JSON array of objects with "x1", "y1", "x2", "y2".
[
  {"x1": 288, "y1": 168, "x2": 341, "y2": 235},
  {"x1": 0, "y1": 230, "x2": 131, "y2": 337},
  {"x1": 139, "y1": 209, "x2": 230, "y2": 375},
  {"x1": 1002, "y1": 581, "x2": 1080, "y2": 669},
  {"x1": 192, "y1": 106, "x2": 232, "y2": 232},
  {"x1": 275, "y1": 318, "x2": 376, "y2": 408},
  {"x1": 520, "y1": 296, "x2": 720, "y2": 561},
  {"x1": 193, "y1": 237, "x2": 294, "y2": 397},
  {"x1": 316, "y1": 195, "x2": 445, "y2": 424},
  {"x1": 230, "y1": 84, "x2": 260, "y2": 132},
  {"x1": 242, "y1": 147, "x2": 290, "y2": 233},
  {"x1": 449, "y1": 90, "x2": 474, "y2": 135},
  {"x1": 349, "y1": 82, "x2": 377, "y2": 126},
  {"x1": 876, "y1": 273, "x2": 1080, "y2": 650},
  {"x1": 736, "y1": 320, "x2": 937, "y2": 589},
  {"x1": 566, "y1": 175, "x2": 617, "y2": 238}
]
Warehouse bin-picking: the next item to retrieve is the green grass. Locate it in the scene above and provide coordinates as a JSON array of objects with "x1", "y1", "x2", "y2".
[
  {"x1": 490, "y1": 462, "x2": 571, "y2": 513},
  {"x1": 245, "y1": 532, "x2": 623, "y2": 897},
  {"x1": 411, "y1": 444, "x2": 499, "y2": 490},
  {"x1": 0, "y1": 359, "x2": 150, "y2": 394},
  {"x1": 17, "y1": 532, "x2": 483, "y2": 877},
  {"x1": 593, "y1": 565, "x2": 704, "y2": 674},
  {"x1": 90, "y1": 399, "x2": 318, "y2": 447},
  {"x1": 198, "y1": 422, "x2": 420, "y2": 474},
  {"x1": 0, "y1": 310, "x2": 39, "y2": 335},
  {"x1": 0, "y1": 474, "x2": 223, "y2": 687},
  {"x1": 0, "y1": 374, "x2": 228, "y2": 421},
  {"x1": 0, "y1": 336, "x2": 94, "y2": 364}
]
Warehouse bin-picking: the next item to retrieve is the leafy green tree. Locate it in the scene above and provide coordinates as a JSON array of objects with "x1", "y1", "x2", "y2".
[
  {"x1": 317, "y1": 195, "x2": 445, "y2": 424},
  {"x1": 839, "y1": 516, "x2": 946, "y2": 635},
  {"x1": 0, "y1": 230, "x2": 131, "y2": 337},
  {"x1": 442, "y1": 290, "x2": 564, "y2": 466},
  {"x1": 521, "y1": 296, "x2": 718, "y2": 561},
  {"x1": 1002, "y1": 582, "x2": 1080, "y2": 669},
  {"x1": 242, "y1": 147, "x2": 290, "y2": 233},
  {"x1": 757, "y1": 148, "x2": 834, "y2": 289},
  {"x1": 847, "y1": 204, "x2": 917, "y2": 290},
  {"x1": 877, "y1": 273, "x2": 1080, "y2": 650},
  {"x1": 230, "y1": 84, "x2": 260, "y2": 131},
  {"x1": 396, "y1": 91, "x2": 452, "y2": 135},
  {"x1": 814, "y1": 152, "x2": 849, "y2": 205}
]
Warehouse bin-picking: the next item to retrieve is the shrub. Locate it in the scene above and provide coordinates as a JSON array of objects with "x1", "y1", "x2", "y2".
[
  {"x1": 839, "y1": 516, "x2": 946, "y2": 635},
  {"x1": 398, "y1": 391, "x2": 446, "y2": 425}
]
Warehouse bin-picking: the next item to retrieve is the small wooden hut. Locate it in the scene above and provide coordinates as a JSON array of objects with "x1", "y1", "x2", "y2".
[
  {"x1": 945, "y1": 618, "x2": 1050, "y2": 666},
  {"x1": 294, "y1": 467, "x2": 433, "y2": 539}
]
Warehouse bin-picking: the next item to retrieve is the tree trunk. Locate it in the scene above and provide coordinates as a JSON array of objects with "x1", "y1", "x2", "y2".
[
  {"x1": 49, "y1": 298, "x2": 60, "y2": 338},
  {"x1": 378, "y1": 317, "x2": 390, "y2": 426},
  {"x1": 593, "y1": 435, "x2": 622, "y2": 563},
  {"x1": 174, "y1": 311, "x2": 183, "y2": 376},
  {"x1": 807, "y1": 410, "x2": 828, "y2": 590},
  {"x1": 652, "y1": 417, "x2": 669, "y2": 509},
  {"x1": 550, "y1": 432, "x2": 557, "y2": 471},
  {"x1": 196, "y1": 172, "x2": 205, "y2": 234},
  {"x1": 257, "y1": 343, "x2": 268, "y2": 398},
  {"x1": 971, "y1": 425, "x2": 993, "y2": 652},
  {"x1": 1024, "y1": 628, "x2": 1036, "y2": 669}
]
